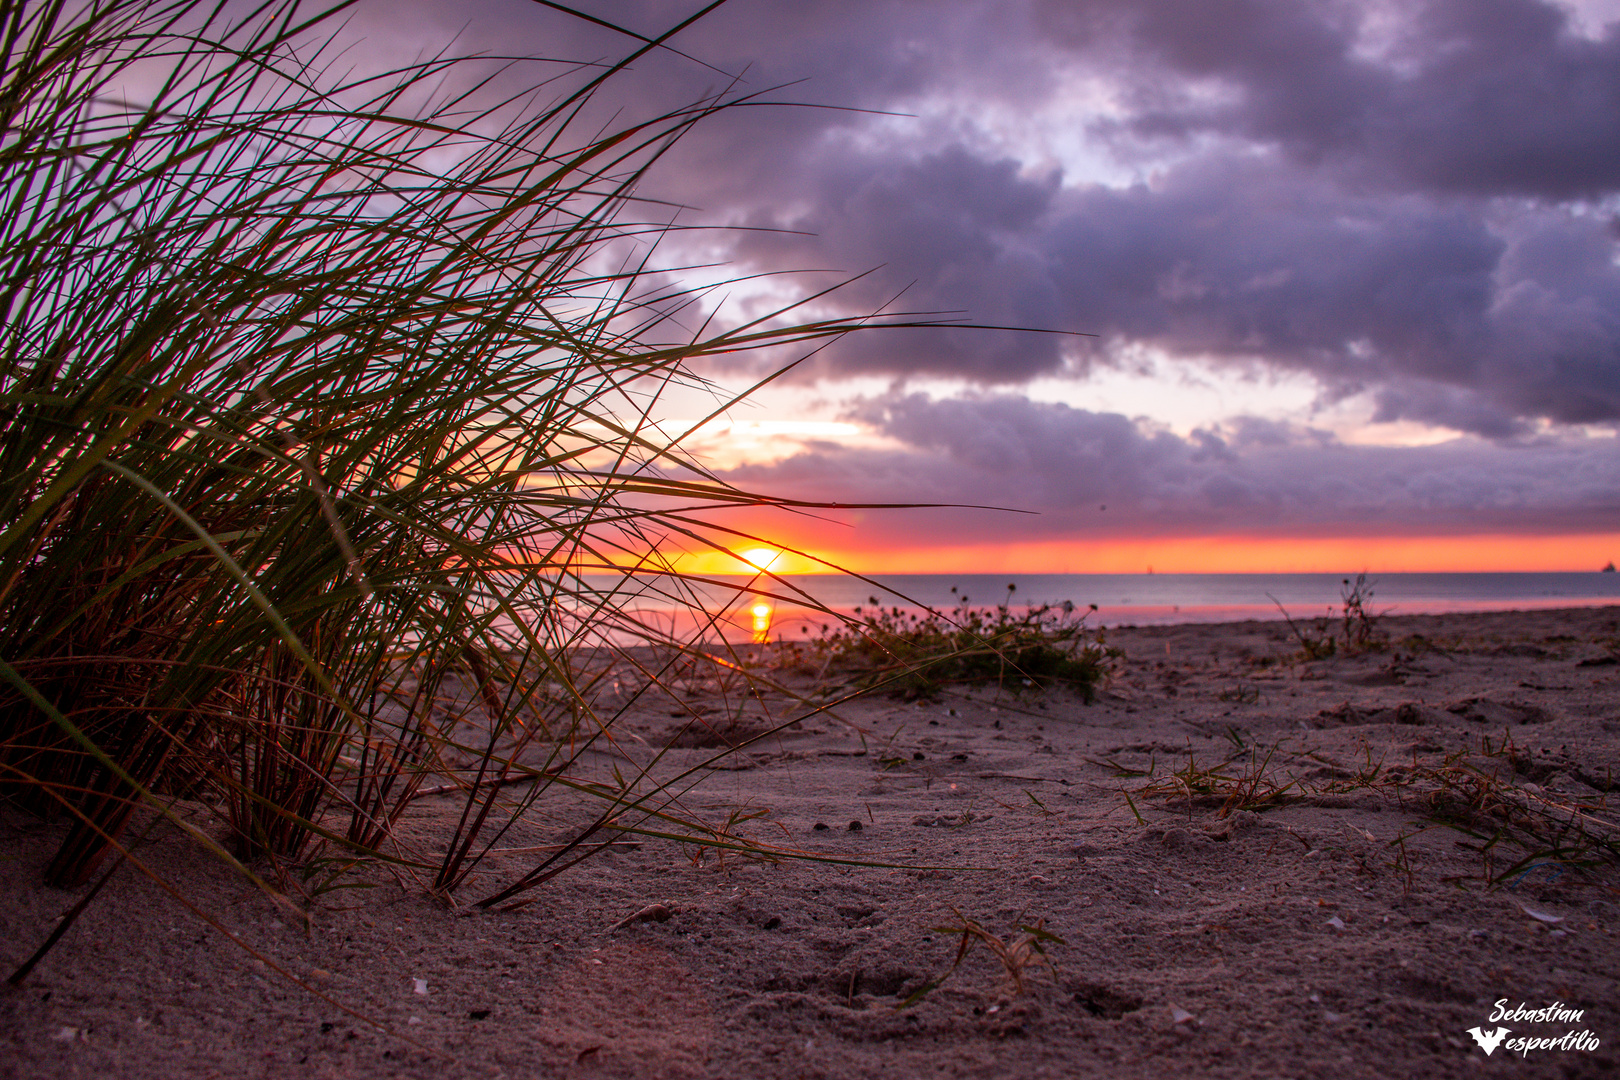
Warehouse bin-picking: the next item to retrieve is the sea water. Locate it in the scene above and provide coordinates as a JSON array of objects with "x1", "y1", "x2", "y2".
[{"x1": 584, "y1": 571, "x2": 1620, "y2": 642}]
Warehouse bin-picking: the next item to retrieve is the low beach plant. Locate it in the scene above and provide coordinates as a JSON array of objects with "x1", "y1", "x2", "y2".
[
  {"x1": 1270, "y1": 572, "x2": 1387, "y2": 660},
  {"x1": 1385, "y1": 733, "x2": 1620, "y2": 888},
  {"x1": 1107, "y1": 740, "x2": 1303, "y2": 820},
  {"x1": 899, "y1": 911, "x2": 1065, "y2": 1009},
  {"x1": 1106, "y1": 730, "x2": 1619, "y2": 890},
  {"x1": 794, "y1": 584, "x2": 1117, "y2": 701}
]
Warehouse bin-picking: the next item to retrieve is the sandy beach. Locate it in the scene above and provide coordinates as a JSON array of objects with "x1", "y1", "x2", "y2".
[{"x1": 3, "y1": 605, "x2": 1619, "y2": 1079}]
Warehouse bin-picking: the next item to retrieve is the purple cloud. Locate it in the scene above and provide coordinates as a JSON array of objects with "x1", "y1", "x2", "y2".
[
  {"x1": 1041, "y1": 0, "x2": 1620, "y2": 199},
  {"x1": 342, "y1": 1, "x2": 1620, "y2": 438},
  {"x1": 720, "y1": 391, "x2": 1620, "y2": 541}
]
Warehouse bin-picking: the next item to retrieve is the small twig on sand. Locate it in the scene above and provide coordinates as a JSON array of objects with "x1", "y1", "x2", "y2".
[{"x1": 603, "y1": 903, "x2": 675, "y2": 934}]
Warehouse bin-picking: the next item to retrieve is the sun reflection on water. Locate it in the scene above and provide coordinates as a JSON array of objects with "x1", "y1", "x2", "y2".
[{"x1": 750, "y1": 599, "x2": 773, "y2": 643}]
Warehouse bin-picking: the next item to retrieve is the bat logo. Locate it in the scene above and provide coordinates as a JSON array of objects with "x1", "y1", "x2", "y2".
[{"x1": 1467, "y1": 1026, "x2": 1511, "y2": 1055}]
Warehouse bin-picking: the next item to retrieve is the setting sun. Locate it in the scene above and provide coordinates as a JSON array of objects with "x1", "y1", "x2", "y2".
[{"x1": 741, "y1": 547, "x2": 782, "y2": 571}]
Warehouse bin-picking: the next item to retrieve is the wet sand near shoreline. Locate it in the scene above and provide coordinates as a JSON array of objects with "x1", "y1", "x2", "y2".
[{"x1": 3, "y1": 606, "x2": 1619, "y2": 1079}]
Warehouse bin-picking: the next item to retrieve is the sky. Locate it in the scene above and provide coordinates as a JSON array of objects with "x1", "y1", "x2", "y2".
[{"x1": 355, "y1": 0, "x2": 1620, "y2": 573}]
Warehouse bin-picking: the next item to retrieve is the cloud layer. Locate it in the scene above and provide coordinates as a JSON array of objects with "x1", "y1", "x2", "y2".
[
  {"x1": 345, "y1": 1, "x2": 1620, "y2": 549},
  {"x1": 721, "y1": 391, "x2": 1620, "y2": 543},
  {"x1": 353, "y1": 1, "x2": 1620, "y2": 434}
]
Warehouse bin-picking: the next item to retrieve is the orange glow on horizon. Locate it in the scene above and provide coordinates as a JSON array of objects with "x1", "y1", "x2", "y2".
[
  {"x1": 678, "y1": 546, "x2": 819, "y2": 575},
  {"x1": 662, "y1": 532, "x2": 1620, "y2": 575}
]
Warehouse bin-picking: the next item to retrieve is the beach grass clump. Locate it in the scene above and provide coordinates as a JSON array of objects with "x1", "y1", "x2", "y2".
[
  {"x1": 1106, "y1": 730, "x2": 1619, "y2": 889},
  {"x1": 1271, "y1": 572, "x2": 1387, "y2": 660},
  {"x1": 798, "y1": 585, "x2": 1117, "y2": 701},
  {"x1": 1101, "y1": 739, "x2": 1303, "y2": 821},
  {"x1": 899, "y1": 912, "x2": 1065, "y2": 1009},
  {"x1": 1382, "y1": 733, "x2": 1620, "y2": 888},
  {"x1": 0, "y1": 0, "x2": 927, "y2": 934}
]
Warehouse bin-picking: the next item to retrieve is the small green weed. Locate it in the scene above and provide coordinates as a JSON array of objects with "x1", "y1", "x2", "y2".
[
  {"x1": 1386, "y1": 831, "x2": 1418, "y2": 897},
  {"x1": 899, "y1": 912, "x2": 1065, "y2": 1008}
]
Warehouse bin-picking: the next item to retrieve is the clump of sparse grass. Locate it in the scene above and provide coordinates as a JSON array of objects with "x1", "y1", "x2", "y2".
[
  {"x1": 793, "y1": 584, "x2": 1117, "y2": 701},
  {"x1": 1104, "y1": 738, "x2": 1303, "y2": 820},
  {"x1": 0, "y1": 0, "x2": 959, "y2": 976},
  {"x1": 1270, "y1": 572, "x2": 1386, "y2": 660},
  {"x1": 1103, "y1": 728, "x2": 1619, "y2": 890},
  {"x1": 1381, "y1": 733, "x2": 1620, "y2": 888},
  {"x1": 899, "y1": 912, "x2": 1065, "y2": 1008}
]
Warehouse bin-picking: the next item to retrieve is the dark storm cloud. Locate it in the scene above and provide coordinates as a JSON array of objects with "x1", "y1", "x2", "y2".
[
  {"x1": 731, "y1": 147, "x2": 1069, "y2": 381},
  {"x1": 734, "y1": 148, "x2": 1620, "y2": 433},
  {"x1": 447, "y1": 0, "x2": 1620, "y2": 205},
  {"x1": 1042, "y1": 158, "x2": 1620, "y2": 432},
  {"x1": 347, "y1": 1, "x2": 1620, "y2": 433},
  {"x1": 476, "y1": 0, "x2": 1620, "y2": 200},
  {"x1": 1038, "y1": 0, "x2": 1620, "y2": 199},
  {"x1": 684, "y1": 0, "x2": 1620, "y2": 430},
  {"x1": 721, "y1": 392, "x2": 1620, "y2": 541}
]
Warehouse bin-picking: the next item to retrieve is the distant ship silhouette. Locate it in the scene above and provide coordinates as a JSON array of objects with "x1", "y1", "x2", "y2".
[{"x1": 1604, "y1": 561, "x2": 1616, "y2": 572}]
